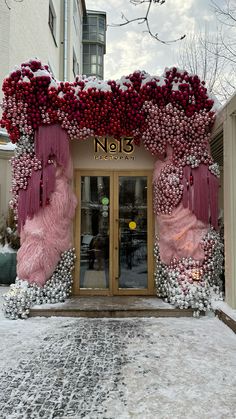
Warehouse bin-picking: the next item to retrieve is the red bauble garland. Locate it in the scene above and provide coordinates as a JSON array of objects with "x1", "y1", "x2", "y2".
[{"x1": 0, "y1": 59, "x2": 215, "y2": 145}]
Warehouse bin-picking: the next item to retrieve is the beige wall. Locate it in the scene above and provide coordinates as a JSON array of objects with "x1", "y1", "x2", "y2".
[
  {"x1": 0, "y1": 151, "x2": 13, "y2": 216},
  {"x1": 71, "y1": 138, "x2": 156, "y2": 170},
  {"x1": 212, "y1": 93, "x2": 236, "y2": 309}
]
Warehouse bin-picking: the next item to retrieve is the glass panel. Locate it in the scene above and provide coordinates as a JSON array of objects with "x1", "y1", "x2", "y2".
[
  {"x1": 98, "y1": 33, "x2": 104, "y2": 42},
  {"x1": 91, "y1": 54, "x2": 97, "y2": 64},
  {"x1": 83, "y1": 33, "x2": 89, "y2": 41},
  {"x1": 83, "y1": 54, "x2": 90, "y2": 64},
  {"x1": 80, "y1": 176, "x2": 110, "y2": 289},
  {"x1": 91, "y1": 64, "x2": 97, "y2": 73},
  {"x1": 98, "y1": 65, "x2": 103, "y2": 76},
  {"x1": 98, "y1": 45, "x2": 103, "y2": 54},
  {"x1": 83, "y1": 44, "x2": 89, "y2": 53},
  {"x1": 89, "y1": 24, "x2": 97, "y2": 32},
  {"x1": 88, "y1": 17, "x2": 97, "y2": 25},
  {"x1": 90, "y1": 32, "x2": 97, "y2": 41},
  {"x1": 90, "y1": 45, "x2": 97, "y2": 54},
  {"x1": 83, "y1": 24, "x2": 89, "y2": 31},
  {"x1": 118, "y1": 177, "x2": 148, "y2": 289},
  {"x1": 99, "y1": 18, "x2": 105, "y2": 29},
  {"x1": 83, "y1": 65, "x2": 91, "y2": 75}
]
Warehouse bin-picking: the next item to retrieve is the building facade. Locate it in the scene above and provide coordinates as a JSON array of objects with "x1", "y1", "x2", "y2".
[
  {"x1": 0, "y1": 0, "x2": 85, "y2": 91},
  {"x1": 0, "y1": 0, "x2": 107, "y2": 216}
]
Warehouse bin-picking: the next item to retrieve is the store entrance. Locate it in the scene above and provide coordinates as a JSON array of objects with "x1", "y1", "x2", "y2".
[{"x1": 74, "y1": 170, "x2": 154, "y2": 295}]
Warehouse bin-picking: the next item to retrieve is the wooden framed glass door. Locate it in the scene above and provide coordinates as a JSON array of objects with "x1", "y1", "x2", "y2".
[{"x1": 74, "y1": 170, "x2": 154, "y2": 295}]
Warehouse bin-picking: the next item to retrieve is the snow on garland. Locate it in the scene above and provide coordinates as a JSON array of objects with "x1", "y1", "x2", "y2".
[{"x1": 0, "y1": 58, "x2": 223, "y2": 318}]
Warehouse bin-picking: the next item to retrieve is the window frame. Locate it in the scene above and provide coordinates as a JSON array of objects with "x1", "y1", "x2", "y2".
[{"x1": 48, "y1": 1, "x2": 57, "y2": 46}]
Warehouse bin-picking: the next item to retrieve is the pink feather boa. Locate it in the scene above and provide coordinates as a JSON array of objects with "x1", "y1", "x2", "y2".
[{"x1": 17, "y1": 164, "x2": 77, "y2": 286}]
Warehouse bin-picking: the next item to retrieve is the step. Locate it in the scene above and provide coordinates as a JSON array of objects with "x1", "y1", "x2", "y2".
[{"x1": 29, "y1": 296, "x2": 196, "y2": 318}]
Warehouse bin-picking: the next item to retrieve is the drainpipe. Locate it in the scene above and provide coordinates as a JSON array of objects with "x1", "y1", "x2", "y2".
[{"x1": 63, "y1": 0, "x2": 68, "y2": 81}]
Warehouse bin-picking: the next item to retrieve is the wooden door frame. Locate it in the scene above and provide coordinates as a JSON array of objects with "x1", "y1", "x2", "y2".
[{"x1": 73, "y1": 169, "x2": 154, "y2": 296}]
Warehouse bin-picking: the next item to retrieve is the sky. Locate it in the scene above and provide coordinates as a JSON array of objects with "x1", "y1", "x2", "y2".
[{"x1": 86, "y1": 0, "x2": 218, "y2": 80}]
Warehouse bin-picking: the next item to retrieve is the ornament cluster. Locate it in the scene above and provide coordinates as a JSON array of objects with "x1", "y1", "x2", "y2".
[
  {"x1": 1, "y1": 59, "x2": 214, "y2": 144},
  {"x1": 154, "y1": 229, "x2": 224, "y2": 315},
  {"x1": 142, "y1": 102, "x2": 214, "y2": 165},
  {"x1": 10, "y1": 152, "x2": 42, "y2": 217},
  {"x1": 153, "y1": 164, "x2": 184, "y2": 215},
  {"x1": 3, "y1": 248, "x2": 76, "y2": 319}
]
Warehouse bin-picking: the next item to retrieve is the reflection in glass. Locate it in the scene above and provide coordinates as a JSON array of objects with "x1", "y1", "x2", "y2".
[
  {"x1": 80, "y1": 176, "x2": 109, "y2": 289},
  {"x1": 118, "y1": 177, "x2": 148, "y2": 289}
]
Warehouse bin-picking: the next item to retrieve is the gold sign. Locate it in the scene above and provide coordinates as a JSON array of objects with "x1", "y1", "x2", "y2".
[{"x1": 94, "y1": 137, "x2": 135, "y2": 161}]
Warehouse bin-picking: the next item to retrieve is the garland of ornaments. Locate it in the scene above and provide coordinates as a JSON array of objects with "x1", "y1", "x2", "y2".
[
  {"x1": 153, "y1": 164, "x2": 184, "y2": 215},
  {"x1": 3, "y1": 249, "x2": 76, "y2": 320},
  {"x1": 154, "y1": 228, "x2": 224, "y2": 316},
  {"x1": 0, "y1": 59, "x2": 224, "y2": 318},
  {"x1": 1, "y1": 59, "x2": 214, "y2": 144}
]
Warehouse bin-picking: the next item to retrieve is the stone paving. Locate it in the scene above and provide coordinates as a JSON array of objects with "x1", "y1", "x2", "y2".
[
  {"x1": 0, "y1": 319, "x2": 133, "y2": 419},
  {"x1": 0, "y1": 315, "x2": 236, "y2": 419}
]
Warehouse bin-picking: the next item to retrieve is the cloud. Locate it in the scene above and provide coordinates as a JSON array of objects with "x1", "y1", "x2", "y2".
[{"x1": 86, "y1": 0, "x2": 217, "y2": 79}]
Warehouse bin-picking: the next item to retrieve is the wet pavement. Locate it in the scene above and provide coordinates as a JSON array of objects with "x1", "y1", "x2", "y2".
[{"x1": 0, "y1": 313, "x2": 236, "y2": 419}]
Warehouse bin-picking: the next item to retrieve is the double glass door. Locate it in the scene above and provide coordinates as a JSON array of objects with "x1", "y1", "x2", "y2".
[{"x1": 74, "y1": 171, "x2": 153, "y2": 295}]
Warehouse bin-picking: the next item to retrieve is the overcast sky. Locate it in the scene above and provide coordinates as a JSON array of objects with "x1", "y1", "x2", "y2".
[{"x1": 86, "y1": 0, "x2": 219, "y2": 80}]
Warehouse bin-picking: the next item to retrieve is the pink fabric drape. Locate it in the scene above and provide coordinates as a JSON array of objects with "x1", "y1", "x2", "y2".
[
  {"x1": 182, "y1": 164, "x2": 219, "y2": 230},
  {"x1": 17, "y1": 165, "x2": 77, "y2": 286},
  {"x1": 17, "y1": 124, "x2": 77, "y2": 286},
  {"x1": 158, "y1": 203, "x2": 208, "y2": 264},
  {"x1": 18, "y1": 124, "x2": 70, "y2": 230},
  {"x1": 153, "y1": 146, "x2": 219, "y2": 265}
]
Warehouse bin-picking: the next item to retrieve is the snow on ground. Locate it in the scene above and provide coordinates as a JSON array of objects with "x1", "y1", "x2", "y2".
[
  {"x1": 0, "y1": 287, "x2": 236, "y2": 418},
  {"x1": 212, "y1": 299, "x2": 236, "y2": 322},
  {"x1": 0, "y1": 243, "x2": 17, "y2": 254}
]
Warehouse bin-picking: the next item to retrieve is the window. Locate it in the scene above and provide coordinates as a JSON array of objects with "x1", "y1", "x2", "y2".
[
  {"x1": 48, "y1": 2, "x2": 57, "y2": 44},
  {"x1": 82, "y1": 44, "x2": 104, "y2": 78},
  {"x1": 83, "y1": 14, "x2": 106, "y2": 44},
  {"x1": 49, "y1": 5, "x2": 54, "y2": 34},
  {"x1": 73, "y1": 50, "x2": 79, "y2": 77}
]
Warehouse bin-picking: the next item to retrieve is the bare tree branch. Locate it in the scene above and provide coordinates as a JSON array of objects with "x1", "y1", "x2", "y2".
[
  {"x1": 109, "y1": 0, "x2": 186, "y2": 44},
  {"x1": 212, "y1": 0, "x2": 236, "y2": 26},
  {"x1": 176, "y1": 25, "x2": 236, "y2": 102}
]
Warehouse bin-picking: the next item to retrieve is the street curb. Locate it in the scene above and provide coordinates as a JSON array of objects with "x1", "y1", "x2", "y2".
[{"x1": 215, "y1": 309, "x2": 236, "y2": 334}]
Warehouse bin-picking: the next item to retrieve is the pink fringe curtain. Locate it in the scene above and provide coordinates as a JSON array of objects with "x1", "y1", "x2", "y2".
[
  {"x1": 35, "y1": 124, "x2": 70, "y2": 169},
  {"x1": 17, "y1": 124, "x2": 69, "y2": 230},
  {"x1": 182, "y1": 164, "x2": 219, "y2": 230}
]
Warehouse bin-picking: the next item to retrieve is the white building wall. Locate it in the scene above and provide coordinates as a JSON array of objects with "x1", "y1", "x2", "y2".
[
  {"x1": 0, "y1": 0, "x2": 85, "y2": 99},
  {"x1": 0, "y1": 0, "x2": 85, "y2": 216},
  {"x1": 67, "y1": 0, "x2": 83, "y2": 80}
]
